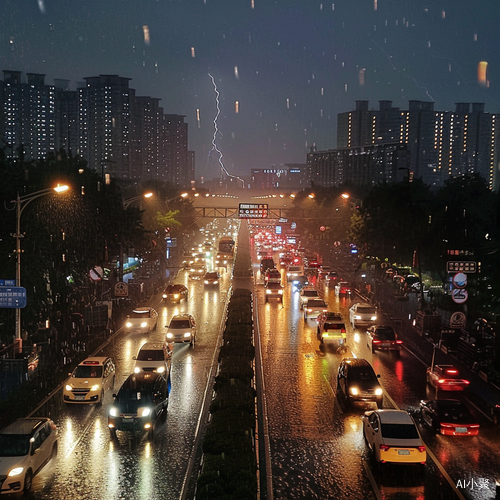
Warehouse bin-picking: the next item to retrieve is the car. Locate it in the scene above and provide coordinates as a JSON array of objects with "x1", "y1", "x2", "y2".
[
  {"x1": 108, "y1": 372, "x2": 169, "y2": 438},
  {"x1": 349, "y1": 302, "x2": 378, "y2": 327},
  {"x1": 133, "y1": 342, "x2": 172, "y2": 375},
  {"x1": 0, "y1": 417, "x2": 58, "y2": 494},
  {"x1": 291, "y1": 275, "x2": 309, "y2": 291},
  {"x1": 363, "y1": 410, "x2": 427, "y2": 465},
  {"x1": 318, "y1": 265, "x2": 331, "y2": 278},
  {"x1": 265, "y1": 281, "x2": 284, "y2": 302},
  {"x1": 303, "y1": 298, "x2": 328, "y2": 320},
  {"x1": 204, "y1": 271, "x2": 220, "y2": 286},
  {"x1": 215, "y1": 252, "x2": 230, "y2": 267},
  {"x1": 366, "y1": 325, "x2": 402, "y2": 353},
  {"x1": 162, "y1": 283, "x2": 188, "y2": 302},
  {"x1": 337, "y1": 358, "x2": 383, "y2": 408},
  {"x1": 63, "y1": 356, "x2": 116, "y2": 404},
  {"x1": 299, "y1": 288, "x2": 320, "y2": 309},
  {"x1": 124, "y1": 307, "x2": 158, "y2": 333},
  {"x1": 426, "y1": 365, "x2": 470, "y2": 391},
  {"x1": 335, "y1": 281, "x2": 352, "y2": 296},
  {"x1": 419, "y1": 399, "x2": 479, "y2": 436},
  {"x1": 260, "y1": 257, "x2": 275, "y2": 274},
  {"x1": 316, "y1": 312, "x2": 346, "y2": 347},
  {"x1": 166, "y1": 313, "x2": 197, "y2": 345},
  {"x1": 188, "y1": 263, "x2": 206, "y2": 279},
  {"x1": 286, "y1": 265, "x2": 304, "y2": 282},
  {"x1": 325, "y1": 271, "x2": 340, "y2": 284},
  {"x1": 265, "y1": 268, "x2": 282, "y2": 285}
]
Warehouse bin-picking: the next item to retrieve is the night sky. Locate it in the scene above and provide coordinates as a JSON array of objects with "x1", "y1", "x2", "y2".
[{"x1": 1, "y1": 0, "x2": 498, "y2": 181}]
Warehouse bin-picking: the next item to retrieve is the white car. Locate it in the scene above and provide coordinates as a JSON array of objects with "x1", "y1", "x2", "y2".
[
  {"x1": 299, "y1": 288, "x2": 319, "y2": 309},
  {"x1": 303, "y1": 298, "x2": 328, "y2": 320},
  {"x1": 166, "y1": 314, "x2": 197, "y2": 345},
  {"x1": 349, "y1": 302, "x2": 378, "y2": 327},
  {"x1": 124, "y1": 307, "x2": 158, "y2": 333},
  {"x1": 363, "y1": 410, "x2": 427, "y2": 465},
  {"x1": 0, "y1": 418, "x2": 58, "y2": 494},
  {"x1": 133, "y1": 342, "x2": 172, "y2": 375}
]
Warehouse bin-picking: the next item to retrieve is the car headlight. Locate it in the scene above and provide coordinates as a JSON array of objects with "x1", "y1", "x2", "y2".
[
  {"x1": 213, "y1": 280, "x2": 218, "y2": 284},
  {"x1": 278, "y1": 289, "x2": 283, "y2": 294},
  {"x1": 139, "y1": 407, "x2": 151, "y2": 417},
  {"x1": 266, "y1": 289, "x2": 272, "y2": 294},
  {"x1": 141, "y1": 322, "x2": 148, "y2": 328},
  {"x1": 173, "y1": 294, "x2": 179, "y2": 299},
  {"x1": 349, "y1": 387, "x2": 359, "y2": 396},
  {"x1": 65, "y1": 384, "x2": 73, "y2": 391},
  {"x1": 109, "y1": 407, "x2": 118, "y2": 417},
  {"x1": 8, "y1": 467, "x2": 24, "y2": 477},
  {"x1": 134, "y1": 367, "x2": 141, "y2": 373},
  {"x1": 375, "y1": 388, "x2": 383, "y2": 396},
  {"x1": 371, "y1": 316, "x2": 377, "y2": 321},
  {"x1": 166, "y1": 333, "x2": 173, "y2": 339},
  {"x1": 354, "y1": 315, "x2": 361, "y2": 320},
  {"x1": 126, "y1": 322, "x2": 132, "y2": 328},
  {"x1": 90, "y1": 384, "x2": 100, "y2": 391},
  {"x1": 162, "y1": 294, "x2": 167, "y2": 299},
  {"x1": 204, "y1": 280, "x2": 209, "y2": 284},
  {"x1": 157, "y1": 366, "x2": 165, "y2": 373},
  {"x1": 184, "y1": 332, "x2": 191, "y2": 338}
]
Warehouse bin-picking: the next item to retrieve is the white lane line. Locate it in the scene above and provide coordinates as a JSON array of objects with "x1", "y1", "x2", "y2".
[{"x1": 362, "y1": 459, "x2": 383, "y2": 500}]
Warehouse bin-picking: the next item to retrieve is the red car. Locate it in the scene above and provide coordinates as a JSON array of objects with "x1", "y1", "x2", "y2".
[
  {"x1": 366, "y1": 325, "x2": 402, "y2": 352},
  {"x1": 426, "y1": 365, "x2": 470, "y2": 391},
  {"x1": 420, "y1": 399, "x2": 479, "y2": 436}
]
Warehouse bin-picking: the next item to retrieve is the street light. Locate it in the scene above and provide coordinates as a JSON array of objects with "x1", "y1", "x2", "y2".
[
  {"x1": 11, "y1": 184, "x2": 70, "y2": 341},
  {"x1": 123, "y1": 192, "x2": 153, "y2": 209}
]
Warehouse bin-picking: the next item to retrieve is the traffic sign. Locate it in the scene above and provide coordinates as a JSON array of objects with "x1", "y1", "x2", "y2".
[
  {"x1": 446, "y1": 261, "x2": 476, "y2": 273},
  {"x1": 451, "y1": 288, "x2": 468, "y2": 304},
  {"x1": 238, "y1": 203, "x2": 268, "y2": 219},
  {"x1": 0, "y1": 286, "x2": 27, "y2": 308}
]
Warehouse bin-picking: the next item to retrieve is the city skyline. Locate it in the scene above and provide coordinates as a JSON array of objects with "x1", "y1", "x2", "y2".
[{"x1": 1, "y1": 0, "x2": 498, "y2": 181}]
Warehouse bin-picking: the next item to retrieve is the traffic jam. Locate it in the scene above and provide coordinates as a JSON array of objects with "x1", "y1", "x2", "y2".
[{"x1": 250, "y1": 219, "x2": 499, "y2": 500}]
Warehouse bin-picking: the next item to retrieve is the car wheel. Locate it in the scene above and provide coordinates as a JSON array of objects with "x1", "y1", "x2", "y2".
[{"x1": 24, "y1": 469, "x2": 33, "y2": 493}]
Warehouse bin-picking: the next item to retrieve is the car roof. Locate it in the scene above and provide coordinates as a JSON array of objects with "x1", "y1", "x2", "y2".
[
  {"x1": 120, "y1": 372, "x2": 164, "y2": 388},
  {"x1": 138, "y1": 342, "x2": 167, "y2": 350},
  {"x1": 1, "y1": 418, "x2": 50, "y2": 435},
  {"x1": 353, "y1": 302, "x2": 374, "y2": 308},
  {"x1": 167, "y1": 283, "x2": 186, "y2": 289},
  {"x1": 78, "y1": 356, "x2": 109, "y2": 366},
  {"x1": 342, "y1": 357, "x2": 371, "y2": 368},
  {"x1": 374, "y1": 410, "x2": 414, "y2": 424},
  {"x1": 171, "y1": 313, "x2": 193, "y2": 320},
  {"x1": 307, "y1": 299, "x2": 326, "y2": 305},
  {"x1": 133, "y1": 307, "x2": 156, "y2": 313}
]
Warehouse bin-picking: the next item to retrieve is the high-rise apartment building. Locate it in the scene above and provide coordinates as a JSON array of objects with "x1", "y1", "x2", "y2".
[
  {"x1": 0, "y1": 71, "x2": 192, "y2": 186},
  {"x1": 334, "y1": 100, "x2": 500, "y2": 188}
]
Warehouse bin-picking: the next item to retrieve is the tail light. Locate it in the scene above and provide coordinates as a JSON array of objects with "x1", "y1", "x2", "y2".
[
  {"x1": 418, "y1": 446, "x2": 426, "y2": 453},
  {"x1": 446, "y1": 369, "x2": 458, "y2": 375},
  {"x1": 380, "y1": 444, "x2": 390, "y2": 452},
  {"x1": 341, "y1": 328, "x2": 346, "y2": 333},
  {"x1": 437, "y1": 379, "x2": 446, "y2": 384},
  {"x1": 396, "y1": 340, "x2": 403, "y2": 344},
  {"x1": 373, "y1": 340, "x2": 380, "y2": 344}
]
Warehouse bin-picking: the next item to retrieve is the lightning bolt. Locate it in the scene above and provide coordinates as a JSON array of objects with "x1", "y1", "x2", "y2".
[{"x1": 207, "y1": 73, "x2": 245, "y2": 187}]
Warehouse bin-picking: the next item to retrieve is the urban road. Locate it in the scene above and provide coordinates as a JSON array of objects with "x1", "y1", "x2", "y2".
[{"x1": 15, "y1": 224, "x2": 500, "y2": 500}]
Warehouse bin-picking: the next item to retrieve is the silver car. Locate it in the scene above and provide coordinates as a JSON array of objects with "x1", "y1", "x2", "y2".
[
  {"x1": 166, "y1": 314, "x2": 197, "y2": 345},
  {"x1": 349, "y1": 302, "x2": 378, "y2": 327}
]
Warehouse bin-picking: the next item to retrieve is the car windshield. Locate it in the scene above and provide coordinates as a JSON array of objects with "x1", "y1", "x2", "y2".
[
  {"x1": 303, "y1": 290, "x2": 318, "y2": 297},
  {"x1": 73, "y1": 365, "x2": 103, "y2": 378},
  {"x1": 352, "y1": 368, "x2": 377, "y2": 382},
  {"x1": 436, "y1": 403, "x2": 471, "y2": 420},
  {"x1": 137, "y1": 350, "x2": 165, "y2": 361},
  {"x1": 376, "y1": 328, "x2": 396, "y2": 340},
  {"x1": 205, "y1": 273, "x2": 218, "y2": 278},
  {"x1": 0, "y1": 434, "x2": 30, "y2": 456},
  {"x1": 131, "y1": 310, "x2": 151, "y2": 318},
  {"x1": 169, "y1": 320, "x2": 191, "y2": 329},
  {"x1": 358, "y1": 306, "x2": 376, "y2": 314},
  {"x1": 115, "y1": 387, "x2": 154, "y2": 412},
  {"x1": 323, "y1": 322, "x2": 344, "y2": 331},
  {"x1": 381, "y1": 423, "x2": 419, "y2": 440},
  {"x1": 307, "y1": 300, "x2": 325, "y2": 307}
]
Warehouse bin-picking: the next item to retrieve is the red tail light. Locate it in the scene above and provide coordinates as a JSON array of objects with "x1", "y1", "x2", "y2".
[
  {"x1": 380, "y1": 444, "x2": 390, "y2": 452},
  {"x1": 373, "y1": 340, "x2": 380, "y2": 344},
  {"x1": 396, "y1": 340, "x2": 403, "y2": 344},
  {"x1": 418, "y1": 446, "x2": 426, "y2": 453},
  {"x1": 341, "y1": 328, "x2": 346, "y2": 333},
  {"x1": 446, "y1": 369, "x2": 458, "y2": 375}
]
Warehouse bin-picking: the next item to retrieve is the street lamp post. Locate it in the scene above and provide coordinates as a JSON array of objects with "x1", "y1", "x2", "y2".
[
  {"x1": 11, "y1": 185, "x2": 69, "y2": 341},
  {"x1": 123, "y1": 192, "x2": 153, "y2": 209}
]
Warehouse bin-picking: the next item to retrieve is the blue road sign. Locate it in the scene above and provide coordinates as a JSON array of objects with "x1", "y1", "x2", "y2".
[{"x1": 0, "y1": 286, "x2": 27, "y2": 308}]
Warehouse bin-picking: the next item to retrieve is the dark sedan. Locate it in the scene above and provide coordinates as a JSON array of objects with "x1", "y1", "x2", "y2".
[{"x1": 420, "y1": 399, "x2": 479, "y2": 436}]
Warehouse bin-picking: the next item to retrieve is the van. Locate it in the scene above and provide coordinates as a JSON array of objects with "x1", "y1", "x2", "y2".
[
  {"x1": 108, "y1": 372, "x2": 169, "y2": 438},
  {"x1": 337, "y1": 358, "x2": 383, "y2": 408},
  {"x1": 133, "y1": 342, "x2": 172, "y2": 375},
  {"x1": 63, "y1": 356, "x2": 116, "y2": 404}
]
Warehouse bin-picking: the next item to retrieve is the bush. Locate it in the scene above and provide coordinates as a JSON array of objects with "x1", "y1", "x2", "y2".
[{"x1": 210, "y1": 379, "x2": 256, "y2": 414}]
